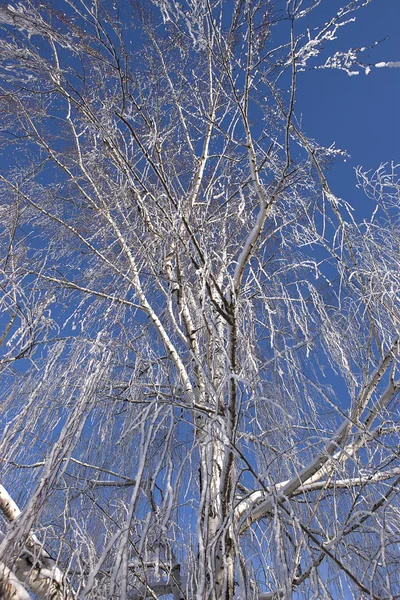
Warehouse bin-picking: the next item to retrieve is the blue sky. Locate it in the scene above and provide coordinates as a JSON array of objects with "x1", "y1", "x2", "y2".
[{"x1": 296, "y1": 0, "x2": 399, "y2": 218}]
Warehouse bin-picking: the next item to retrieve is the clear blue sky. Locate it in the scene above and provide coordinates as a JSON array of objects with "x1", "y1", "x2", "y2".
[{"x1": 296, "y1": 0, "x2": 399, "y2": 218}]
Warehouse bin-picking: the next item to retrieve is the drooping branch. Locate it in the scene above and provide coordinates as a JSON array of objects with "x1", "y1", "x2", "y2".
[{"x1": 238, "y1": 339, "x2": 399, "y2": 530}]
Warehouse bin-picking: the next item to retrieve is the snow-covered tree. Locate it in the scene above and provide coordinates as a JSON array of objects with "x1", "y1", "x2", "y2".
[{"x1": 0, "y1": 1, "x2": 399, "y2": 598}]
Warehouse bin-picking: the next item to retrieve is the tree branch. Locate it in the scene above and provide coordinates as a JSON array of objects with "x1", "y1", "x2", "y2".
[{"x1": 0, "y1": 485, "x2": 74, "y2": 599}]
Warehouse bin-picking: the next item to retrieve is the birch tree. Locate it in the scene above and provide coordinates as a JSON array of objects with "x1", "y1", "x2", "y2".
[{"x1": 0, "y1": 1, "x2": 399, "y2": 599}]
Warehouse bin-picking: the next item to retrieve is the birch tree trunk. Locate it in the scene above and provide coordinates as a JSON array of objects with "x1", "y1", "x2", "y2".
[{"x1": 0, "y1": 486, "x2": 73, "y2": 600}]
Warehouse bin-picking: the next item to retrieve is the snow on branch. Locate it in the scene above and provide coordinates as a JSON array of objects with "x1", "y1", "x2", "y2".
[
  {"x1": 375, "y1": 61, "x2": 400, "y2": 68},
  {"x1": 0, "y1": 4, "x2": 72, "y2": 47},
  {"x1": 0, "y1": 562, "x2": 31, "y2": 600},
  {"x1": 0, "y1": 484, "x2": 74, "y2": 600},
  {"x1": 237, "y1": 338, "x2": 400, "y2": 530}
]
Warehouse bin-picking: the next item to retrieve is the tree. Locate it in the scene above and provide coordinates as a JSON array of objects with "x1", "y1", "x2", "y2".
[{"x1": 0, "y1": 0, "x2": 399, "y2": 598}]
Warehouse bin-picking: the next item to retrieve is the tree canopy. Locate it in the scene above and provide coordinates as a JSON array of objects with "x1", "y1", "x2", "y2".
[{"x1": 0, "y1": 1, "x2": 399, "y2": 599}]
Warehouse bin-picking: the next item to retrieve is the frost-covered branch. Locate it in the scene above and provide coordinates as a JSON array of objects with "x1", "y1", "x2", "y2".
[
  {"x1": 0, "y1": 485, "x2": 74, "y2": 600},
  {"x1": 0, "y1": 562, "x2": 31, "y2": 600},
  {"x1": 238, "y1": 339, "x2": 399, "y2": 529}
]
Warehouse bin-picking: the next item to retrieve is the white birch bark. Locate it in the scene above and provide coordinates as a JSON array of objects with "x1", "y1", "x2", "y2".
[
  {"x1": 0, "y1": 562, "x2": 31, "y2": 600},
  {"x1": 0, "y1": 485, "x2": 74, "y2": 600}
]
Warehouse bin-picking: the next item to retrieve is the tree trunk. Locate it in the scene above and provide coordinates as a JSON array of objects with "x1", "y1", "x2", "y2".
[
  {"x1": 197, "y1": 418, "x2": 235, "y2": 600},
  {"x1": 0, "y1": 485, "x2": 73, "y2": 600}
]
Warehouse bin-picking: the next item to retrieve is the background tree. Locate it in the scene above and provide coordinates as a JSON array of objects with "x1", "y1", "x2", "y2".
[{"x1": 0, "y1": 1, "x2": 399, "y2": 599}]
